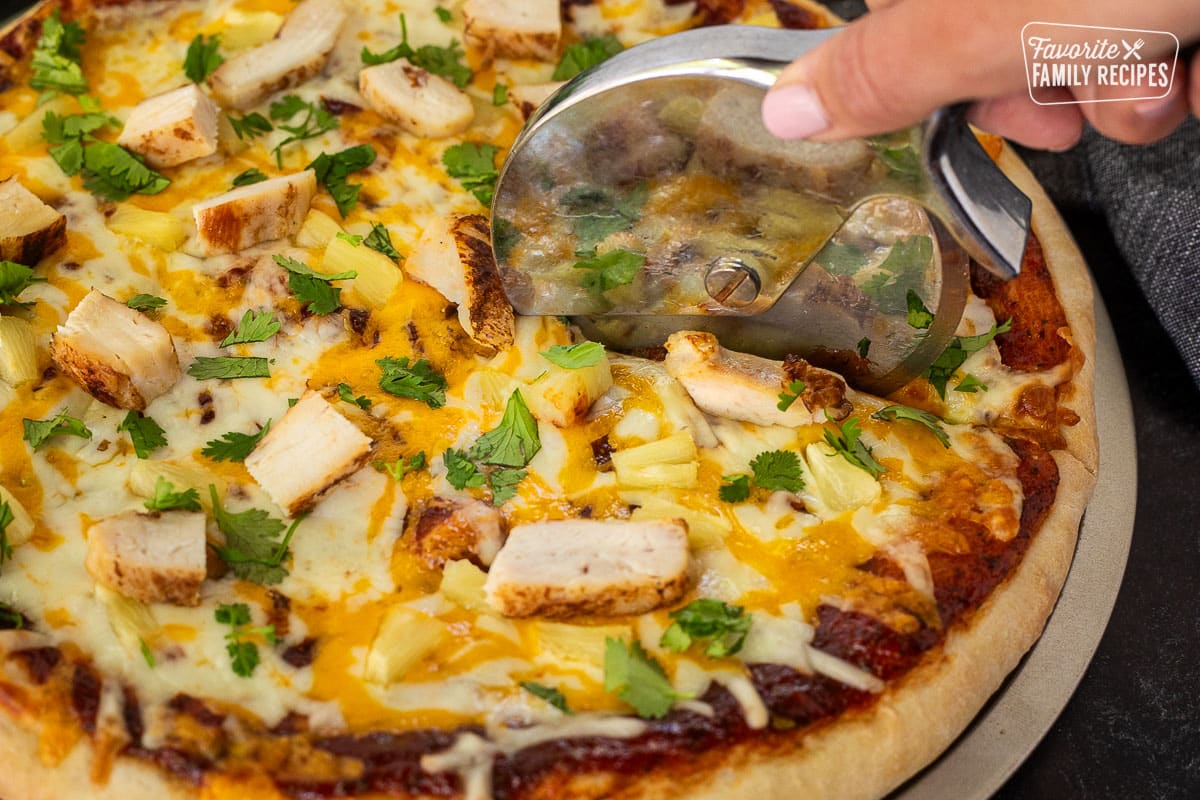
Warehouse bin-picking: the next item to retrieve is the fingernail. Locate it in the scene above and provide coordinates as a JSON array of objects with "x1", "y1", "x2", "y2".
[{"x1": 762, "y1": 84, "x2": 830, "y2": 139}]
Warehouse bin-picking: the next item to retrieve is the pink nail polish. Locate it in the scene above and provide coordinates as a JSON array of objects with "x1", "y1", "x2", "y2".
[{"x1": 761, "y1": 84, "x2": 830, "y2": 139}]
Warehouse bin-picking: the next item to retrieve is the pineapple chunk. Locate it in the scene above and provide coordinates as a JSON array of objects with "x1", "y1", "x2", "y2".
[
  {"x1": 464, "y1": 368, "x2": 521, "y2": 410},
  {"x1": 802, "y1": 442, "x2": 881, "y2": 518},
  {"x1": 95, "y1": 584, "x2": 159, "y2": 658},
  {"x1": 218, "y1": 9, "x2": 284, "y2": 49},
  {"x1": 612, "y1": 431, "x2": 699, "y2": 490},
  {"x1": 128, "y1": 460, "x2": 224, "y2": 508},
  {"x1": 0, "y1": 486, "x2": 34, "y2": 547},
  {"x1": 296, "y1": 209, "x2": 343, "y2": 248},
  {"x1": 323, "y1": 233, "x2": 402, "y2": 307},
  {"x1": 0, "y1": 316, "x2": 37, "y2": 386},
  {"x1": 623, "y1": 493, "x2": 729, "y2": 549},
  {"x1": 440, "y1": 559, "x2": 488, "y2": 611},
  {"x1": 533, "y1": 621, "x2": 630, "y2": 671},
  {"x1": 4, "y1": 95, "x2": 76, "y2": 151},
  {"x1": 524, "y1": 359, "x2": 612, "y2": 428},
  {"x1": 364, "y1": 606, "x2": 448, "y2": 685},
  {"x1": 108, "y1": 205, "x2": 187, "y2": 251}
]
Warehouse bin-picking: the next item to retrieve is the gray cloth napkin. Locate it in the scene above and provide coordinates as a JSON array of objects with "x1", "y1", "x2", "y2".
[{"x1": 1020, "y1": 119, "x2": 1200, "y2": 387}]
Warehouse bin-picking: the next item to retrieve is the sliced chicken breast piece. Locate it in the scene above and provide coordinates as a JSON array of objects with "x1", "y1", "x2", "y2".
[
  {"x1": 116, "y1": 84, "x2": 219, "y2": 169},
  {"x1": 405, "y1": 214, "x2": 515, "y2": 350},
  {"x1": 85, "y1": 511, "x2": 207, "y2": 606},
  {"x1": 244, "y1": 390, "x2": 373, "y2": 517},
  {"x1": 507, "y1": 81, "x2": 563, "y2": 119},
  {"x1": 52, "y1": 290, "x2": 181, "y2": 411},
  {"x1": 484, "y1": 518, "x2": 690, "y2": 618},
  {"x1": 358, "y1": 59, "x2": 475, "y2": 139},
  {"x1": 0, "y1": 178, "x2": 66, "y2": 265},
  {"x1": 410, "y1": 496, "x2": 505, "y2": 569},
  {"x1": 463, "y1": 0, "x2": 561, "y2": 62},
  {"x1": 663, "y1": 331, "x2": 853, "y2": 428},
  {"x1": 192, "y1": 170, "x2": 316, "y2": 255},
  {"x1": 208, "y1": 0, "x2": 347, "y2": 110}
]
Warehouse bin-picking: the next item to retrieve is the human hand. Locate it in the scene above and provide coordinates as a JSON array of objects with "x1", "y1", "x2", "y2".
[{"x1": 761, "y1": 0, "x2": 1200, "y2": 150}]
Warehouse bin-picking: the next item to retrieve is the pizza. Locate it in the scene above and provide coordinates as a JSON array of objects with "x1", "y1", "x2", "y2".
[{"x1": 0, "y1": 1, "x2": 1098, "y2": 799}]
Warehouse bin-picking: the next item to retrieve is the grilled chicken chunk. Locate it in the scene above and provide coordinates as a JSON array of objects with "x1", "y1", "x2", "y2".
[
  {"x1": 208, "y1": 0, "x2": 347, "y2": 110},
  {"x1": 244, "y1": 390, "x2": 373, "y2": 517},
  {"x1": 410, "y1": 496, "x2": 505, "y2": 569},
  {"x1": 484, "y1": 518, "x2": 690, "y2": 618},
  {"x1": 463, "y1": 0, "x2": 561, "y2": 62},
  {"x1": 116, "y1": 84, "x2": 219, "y2": 169},
  {"x1": 52, "y1": 290, "x2": 181, "y2": 411},
  {"x1": 192, "y1": 171, "x2": 316, "y2": 255},
  {"x1": 405, "y1": 214, "x2": 515, "y2": 350},
  {"x1": 507, "y1": 81, "x2": 563, "y2": 119},
  {"x1": 663, "y1": 331, "x2": 852, "y2": 427},
  {"x1": 85, "y1": 511, "x2": 207, "y2": 606},
  {"x1": 0, "y1": 178, "x2": 66, "y2": 265},
  {"x1": 358, "y1": 59, "x2": 475, "y2": 139}
]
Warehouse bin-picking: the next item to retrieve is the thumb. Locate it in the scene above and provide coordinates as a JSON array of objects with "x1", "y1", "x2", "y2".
[{"x1": 762, "y1": 0, "x2": 1030, "y2": 140}]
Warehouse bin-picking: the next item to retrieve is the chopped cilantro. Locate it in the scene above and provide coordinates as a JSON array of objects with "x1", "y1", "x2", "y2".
[
  {"x1": 492, "y1": 83, "x2": 508, "y2": 106},
  {"x1": 22, "y1": 410, "x2": 91, "y2": 450},
  {"x1": 215, "y1": 601, "x2": 277, "y2": 677},
  {"x1": 573, "y1": 249, "x2": 644, "y2": 294},
  {"x1": 139, "y1": 638, "x2": 155, "y2": 668},
  {"x1": 660, "y1": 599, "x2": 751, "y2": 658},
  {"x1": 434, "y1": 5, "x2": 452, "y2": 22},
  {"x1": 492, "y1": 217, "x2": 519, "y2": 262},
  {"x1": 231, "y1": 168, "x2": 268, "y2": 187},
  {"x1": 0, "y1": 262, "x2": 46, "y2": 308},
  {"x1": 374, "y1": 451, "x2": 426, "y2": 481},
  {"x1": 361, "y1": 14, "x2": 472, "y2": 88},
  {"x1": 143, "y1": 477, "x2": 201, "y2": 512},
  {"x1": 923, "y1": 319, "x2": 1012, "y2": 398},
  {"x1": 30, "y1": 12, "x2": 88, "y2": 95},
  {"x1": 906, "y1": 289, "x2": 934, "y2": 329},
  {"x1": 561, "y1": 182, "x2": 648, "y2": 255},
  {"x1": 209, "y1": 486, "x2": 300, "y2": 585},
  {"x1": 0, "y1": 502, "x2": 14, "y2": 571},
  {"x1": 125, "y1": 293, "x2": 166, "y2": 312},
  {"x1": 307, "y1": 144, "x2": 376, "y2": 217},
  {"x1": 776, "y1": 379, "x2": 806, "y2": 412},
  {"x1": 268, "y1": 94, "x2": 338, "y2": 166},
  {"x1": 857, "y1": 337, "x2": 871, "y2": 359},
  {"x1": 220, "y1": 309, "x2": 281, "y2": 346},
  {"x1": 872, "y1": 142, "x2": 921, "y2": 177},
  {"x1": 553, "y1": 34, "x2": 623, "y2": 80},
  {"x1": 860, "y1": 235, "x2": 933, "y2": 314},
  {"x1": 719, "y1": 474, "x2": 751, "y2": 503},
  {"x1": 487, "y1": 468, "x2": 526, "y2": 506},
  {"x1": 469, "y1": 390, "x2": 541, "y2": 468},
  {"x1": 817, "y1": 241, "x2": 869, "y2": 276},
  {"x1": 823, "y1": 417, "x2": 887, "y2": 479},
  {"x1": 604, "y1": 638, "x2": 686, "y2": 719},
  {"x1": 871, "y1": 404, "x2": 950, "y2": 448},
  {"x1": 520, "y1": 681, "x2": 573, "y2": 714},
  {"x1": 364, "y1": 222, "x2": 400, "y2": 259},
  {"x1": 444, "y1": 447, "x2": 485, "y2": 489},
  {"x1": 118, "y1": 411, "x2": 167, "y2": 459},
  {"x1": 955, "y1": 374, "x2": 988, "y2": 393},
  {"x1": 201, "y1": 420, "x2": 271, "y2": 463},
  {"x1": 377, "y1": 357, "x2": 447, "y2": 408},
  {"x1": 228, "y1": 112, "x2": 273, "y2": 141},
  {"x1": 187, "y1": 356, "x2": 271, "y2": 380},
  {"x1": 183, "y1": 34, "x2": 223, "y2": 84},
  {"x1": 442, "y1": 142, "x2": 499, "y2": 206},
  {"x1": 540, "y1": 341, "x2": 605, "y2": 369},
  {"x1": 273, "y1": 254, "x2": 355, "y2": 315},
  {"x1": 750, "y1": 449, "x2": 804, "y2": 493},
  {"x1": 337, "y1": 382, "x2": 371, "y2": 409}
]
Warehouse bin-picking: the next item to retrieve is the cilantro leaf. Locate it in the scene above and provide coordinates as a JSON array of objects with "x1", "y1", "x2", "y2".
[
  {"x1": 22, "y1": 410, "x2": 91, "y2": 449},
  {"x1": 603, "y1": 638, "x2": 686, "y2": 719},
  {"x1": 492, "y1": 217, "x2": 519, "y2": 263},
  {"x1": 364, "y1": 222, "x2": 400, "y2": 259},
  {"x1": 336, "y1": 232, "x2": 363, "y2": 246},
  {"x1": 573, "y1": 249, "x2": 644, "y2": 294},
  {"x1": 444, "y1": 447, "x2": 484, "y2": 489},
  {"x1": 0, "y1": 603, "x2": 25, "y2": 630},
  {"x1": 442, "y1": 142, "x2": 499, "y2": 206},
  {"x1": 860, "y1": 236, "x2": 933, "y2": 314},
  {"x1": 201, "y1": 420, "x2": 271, "y2": 462},
  {"x1": 215, "y1": 602, "x2": 276, "y2": 677},
  {"x1": 30, "y1": 12, "x2": 88, "y2": 95},
  {"x1": 871, "y1": 404, "x2": 950, "y2": 448},
  {"x1": 857, "y1": 337, "x2": 871, "y2": 359},
  {"x1": 268, "y1": 95, "x2": 338, "y2": 166},
  {"x1": 271, "y1": 254, "x2": 355, "y2": 281},
  {"x1": 232, "y1": 168, "x2": 268, "y2": 187},
  {"x1": 183, "y1": 34, "x2": 223, "y2": 84},
  {"x1": 520, "y1": 681, "x2": 573, "y2": 714},
  {"x1": 817, "y1": 241, "x2": 869, "y2": 276},
  {"x1": 750, "y1": 449, "x2": 804, "y2": 493},
  {"x1": 660, "y1": 599, "x2": 751, "y2": 658},
  {"x1": 374, "y1": 451, "x2": 426, "y2": 481},
  {"x1": 41, "y1": 110, "x2": 115, "y2": 176},
  {"x1": 273, "y1": 254, "x2": 354, "y2": 315},
  {"x1": 377, "y1": 357, "x2": 447, "y2": 408},
  {"x1": 435, "y1": 5, "x2": 452, "y2": 23},
  {"x1": 823, "y1": 418, "x2": 887, "y2": 479},
  {"x1": 209, "y1": 486, "x2": 300, "y2": 585},
  {"x1": 540, "y1": 341, "x2": 605, "y2": 369},
  {"x1": 0, "y1": 502, "x2": 14, "y2": 571},
  {"x1": 553, "y1": 34, "x2": 623, "y2": 80},
  {"x1": 488, "y1": 468, "x2": 526, "y2": 506},
  {"x1": 118, "y1": 411, "x2": 167, "y2": 459},
  {"x1": 228, "y1": 112, "x2": 273, "y2": 141},
  {"x1": 0, "y1": 262, "x2": 46, "y2": 307},
  {"x1": 125, "y1": 293, "x2": 166, "y2": 312},
  {"x1": 718, "y1": 474, "x2": 750, "y2": 503},
  {"x1": 776, "y1": 379, "x2": 806, "y2": 412},
  {"x1": 954, "y1": 374, "x2": 987, "y2": 393},
  {"x1": 492, "y1": 83, "x2": 508, "y2": 106},
  {"x1": 923, "y1": 318, "x2": 1012, "y2": 398},
  {"x1": 220, "y1": 309, "x2": 281, "y2": 346},
  {"x1": 361, "y1": 14, "x2": 472, "y2": 88},
  {"x1": 144, "y1": 477, "x2": 201, "y2": 512},
  {"x1": 469, "y1": 390, "x2": 541, "y2": 468},
  {"x1": 337, "y1": 382, "x2": 371, "y2": 409},
  {"x1": 140, "y1": 638, "x2": 155, "y2": 668},
  {"x1": 187, "y1": 356, "x2": 271, "y2": 380},
  {"x1": 307, "y1": 144, "x2": 376, "y2": 217},
  {"x1": 872, "y1": 143, "x2": 921, "y2": 177},
  {"x1": 81, "y1": 141, "x2": 170, "y2": 201},
  {"x1": 906, "y1": 289, "x2": 933, "y2": 329},
  {"x1": 215, "y1": 602, "x2": 251, "y2": 627},
  {"x1": 560, "y1": 183, "x2": 647, "y2": 255}
]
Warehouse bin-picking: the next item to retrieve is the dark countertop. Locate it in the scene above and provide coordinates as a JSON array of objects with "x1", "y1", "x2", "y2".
[{"x1": 2, "y1": 0, "x2": 1198, "y2": 796}]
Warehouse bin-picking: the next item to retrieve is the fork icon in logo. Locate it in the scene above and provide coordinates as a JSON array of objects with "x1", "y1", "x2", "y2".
[{"x1": 1122, "y1": 38, "x2": 1146, "y2": 60}]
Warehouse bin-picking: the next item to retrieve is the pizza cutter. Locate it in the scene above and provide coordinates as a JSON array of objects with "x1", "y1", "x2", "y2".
[{"x1": 490, "y1": 25, "x2": 1031, "y2": 394}]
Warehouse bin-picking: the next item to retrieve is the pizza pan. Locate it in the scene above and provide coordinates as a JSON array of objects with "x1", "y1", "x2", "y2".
[{"x1": 893, "y1": 286, "x2": 1136, "y2": 799}]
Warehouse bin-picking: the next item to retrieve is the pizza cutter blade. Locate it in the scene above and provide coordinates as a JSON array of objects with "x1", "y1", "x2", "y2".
[{"x1": 490, "y1": 25, "x2": 1031, "y2": 394}]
